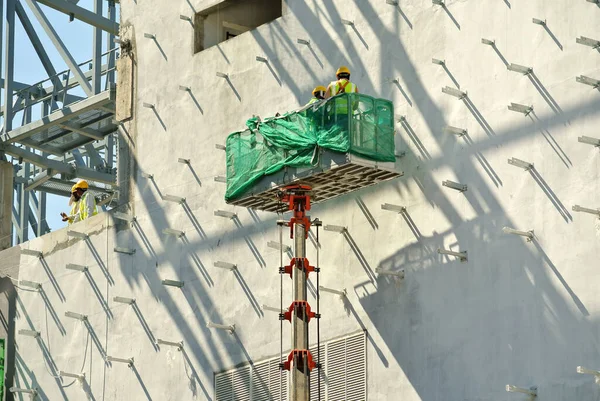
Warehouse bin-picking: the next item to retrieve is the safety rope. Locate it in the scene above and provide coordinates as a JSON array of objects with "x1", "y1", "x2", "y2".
[
  {"x1": 278, "y1": 198, "x2": 284, "y2": 401},
  {"x1": 43, "y1": 302, "x2": 62, "y2": 380},
  {"x1": 316, "y1": 222, "x2": 322, "y2": 401}
]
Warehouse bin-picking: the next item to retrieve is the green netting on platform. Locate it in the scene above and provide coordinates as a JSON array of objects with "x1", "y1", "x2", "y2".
[{"x1": 225, "y1": 93, "x2": 395, "y2": 201}]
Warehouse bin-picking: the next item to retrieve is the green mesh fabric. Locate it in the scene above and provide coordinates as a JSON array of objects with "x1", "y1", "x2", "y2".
[{"x1": 225, "y1": 93, "x2": 395, "y2": 201}]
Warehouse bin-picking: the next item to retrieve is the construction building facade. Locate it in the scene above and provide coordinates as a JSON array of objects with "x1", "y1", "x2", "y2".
[{"x1": 0, "y1": 0, "x2": 599, "y2": 399}]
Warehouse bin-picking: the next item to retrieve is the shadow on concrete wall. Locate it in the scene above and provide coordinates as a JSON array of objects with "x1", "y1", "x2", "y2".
[
  {"x1": 233, "y1": 216, "x2": 266, "y2": 268},
  {"x1": 85, "y1": 238, "x2": 114, "y2": 285},
  {"x1": 83, "y1": 269, "x2": 113, "y2": 319},
  {"x1": 39, "y1": 258, "x2": 65, "y2": 302},
  {"x1": 107, "y1": 1, "x2": 600, "y2": 399},
  {"x1": 12, "y1": 2, "x2": 598, "y2": 400},
  {"x1": 132, "y1": 302, "x2": 159, "y2": 351},
  {"x1": 120, "y1": 155, "x2": 280, "y2": 399},
  {"x1": 14, "y1": 353, "x2": 49, "y2": 401},
  {"x1": 132, "y1": 364, "x2": 153, "y2": 400},
  {"x1": 84, "y1": 320, "x2": 106, "y2": 359},
  {"x1": 246, "y1": 1, "x2": 599, "y2": 399},
  {"x1": 181, "y1": 348, "x2": 212, "y2": 400},
  {"x1": 39, "y1": 288, "x2": 66, "y2": 335}
]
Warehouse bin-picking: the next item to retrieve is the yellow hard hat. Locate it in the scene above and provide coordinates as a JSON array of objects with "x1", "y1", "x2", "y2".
[
  {"x1": 312, "y1": 85, "x2": 327, "y2": 96},
  {"x1": 71, "y1": 180, "x2": 89, "y2": 193},
  {"x1": 336, "y1": 66, "x2": 351, "y2": 77}
]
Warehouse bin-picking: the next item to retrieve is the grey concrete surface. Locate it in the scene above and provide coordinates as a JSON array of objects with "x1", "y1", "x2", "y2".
[{"x1": 1, "y1": 0, "x2": 600, "y2": 400}]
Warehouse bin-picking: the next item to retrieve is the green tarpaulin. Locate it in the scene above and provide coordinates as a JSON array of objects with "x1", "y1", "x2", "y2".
[{"x1": 225, "y1": 93, "x2": 395, "y2": 202}]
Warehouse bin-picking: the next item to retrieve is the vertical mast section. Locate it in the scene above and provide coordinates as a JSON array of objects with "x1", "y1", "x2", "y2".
[{"x1": 279, "y1": 185, "x2": 318, "y2": 401}]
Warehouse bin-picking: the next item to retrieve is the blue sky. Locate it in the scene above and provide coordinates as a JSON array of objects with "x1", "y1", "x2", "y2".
[{"x1": 7, "y1": 0, "x2": 115, "y2": 235}]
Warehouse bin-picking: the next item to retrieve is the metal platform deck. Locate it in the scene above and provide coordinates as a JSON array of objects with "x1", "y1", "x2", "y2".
[
  {"x1": 227, "y1": 151, "x2": 402, "y2": 213},
  {"x1": 1, "y1": 89, "x2": 116, "y2": 155}
]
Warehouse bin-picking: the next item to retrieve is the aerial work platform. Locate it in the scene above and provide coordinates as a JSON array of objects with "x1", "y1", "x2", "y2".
[{"x1": 225, "y1": 93, "x2": 402, "y2": 212}]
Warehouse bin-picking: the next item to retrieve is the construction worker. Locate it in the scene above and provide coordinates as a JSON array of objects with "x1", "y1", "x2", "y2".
[
  {"x1": 324, "y1": 66, "x2": 359, "y2": 99},
  {"x1": 324, "y1": 66, "x2": 359, "y2": 129},
  {"x1": 60, "y1": 180, "x2": 98, "y2": 224},
  {"x1": 307, "y1": 85, "x2": 327, "y2": 105}
]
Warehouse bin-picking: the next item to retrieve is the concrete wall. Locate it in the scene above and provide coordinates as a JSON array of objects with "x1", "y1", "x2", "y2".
[{"x1": 2, "y1": 0, "x2": 600, "y2": 399}]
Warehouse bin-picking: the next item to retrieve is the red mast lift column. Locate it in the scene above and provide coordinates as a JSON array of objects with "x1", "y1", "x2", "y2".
[{"x1": 279, "y1": 185, "x2": 319, "y2": 401}]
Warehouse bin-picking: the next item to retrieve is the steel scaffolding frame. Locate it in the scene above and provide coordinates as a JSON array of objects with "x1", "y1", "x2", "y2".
[{"x1": 0, "y1": 0, "x2": 120, "y2": 244}]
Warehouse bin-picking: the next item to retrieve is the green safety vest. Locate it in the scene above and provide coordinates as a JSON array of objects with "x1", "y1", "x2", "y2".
[
  {"x1": 328, "y1": 79, "x2": 358, "y2": 114},
  {"x1": 308, "y1": 97, "x2": 321, "y2": 105},
  {"x1": 79, "y1": 192, "x2": 98, "y2": 221}
]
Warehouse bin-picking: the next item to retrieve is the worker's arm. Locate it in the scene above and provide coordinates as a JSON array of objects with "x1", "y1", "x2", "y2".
[
  {"x1": 355, "y1": 86, "x2": 359, "y2": 93},
  {"x1": 324, "y1": 85, "x2": 332, "y2": 99},
  {"x1": 64, "y1": 211, "x2": 80, "y2": 223}
]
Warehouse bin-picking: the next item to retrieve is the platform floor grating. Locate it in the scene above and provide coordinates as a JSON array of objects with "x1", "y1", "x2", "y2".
[{"x1": 228, "y1": 163, "x2": 402, "y2": 213}]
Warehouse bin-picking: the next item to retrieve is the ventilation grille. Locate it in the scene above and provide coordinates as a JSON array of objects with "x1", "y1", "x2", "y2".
[{"x1": 215, "y1": 332, "x2": 366, "y2": 400}]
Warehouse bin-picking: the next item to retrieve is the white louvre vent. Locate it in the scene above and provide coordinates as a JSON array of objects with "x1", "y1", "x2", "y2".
[
  {"x1": 251, "y1": 360, "x2": 271, "y2": 400},
  {"x1": 215, "y1": 371, "x2": 233, "y2": 401},
  {"x1": 344, "y1": 333, "x2": 367, "y2": 401},
  {"x1": 215, "y1": 331, "x2": 366, "y2": 400},
  {"x1": 326, "y1": 339, "x2": 347, "y2": 400},
  {"x1": 232, "y1": 365, "x2": 251, "y2": 401},
  {"x1": 215, "y1": 357, "x2": 288, "y2": 400}
]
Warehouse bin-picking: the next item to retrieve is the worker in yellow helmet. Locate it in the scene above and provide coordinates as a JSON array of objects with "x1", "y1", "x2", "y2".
[
  {"x1": 324, "y1": 66, "x2": 359, "y2": 129},
  {"x1": 324, "y1": 66, "x2": 359, "y2": 99},
  {"x1": 307, "y1": 85, "x2": 327, "y2": 105},
  {"x1": 60, "y1": 180, "x2": 98, "y2": 224}
]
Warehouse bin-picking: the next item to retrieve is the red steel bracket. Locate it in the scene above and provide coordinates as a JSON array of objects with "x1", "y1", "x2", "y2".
[
  {"x1": 288, "y1": 216, "x2": 311, "y2": 239},
  {"x1": 281, "y1": 257, "x2": 315, "y2": 279},
  {"x1": 282, "y1": 185, "x2": 312, "y2": 239},
  {"x1": 282, "y1": 301, "x2": 316, "y2": 322},
  {"x1": 281, "y1": 349, "x2": 316, "y2": 372}
]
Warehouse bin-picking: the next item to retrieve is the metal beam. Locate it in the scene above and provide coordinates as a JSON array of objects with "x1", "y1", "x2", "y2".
[
  {"x1": 28, "y1": 60, "x2": 112, "y2": 98},
  {"x1": 92, "y1": 0, "x2": 102, "y2": 94},
  {"x1": 73, "y1": 166, "x2": 116, "y2": 184},
  {"x1": 59, "y1": 122, "x2": 105, "y2": 140},
  {"x1": 24, "y1": 169, "x2": 53, "y2": 191},
  {"x1": 4, "y1": 0, "x2": 17, "y2": 131},
  {"x1": 34, "y1": 0, "x2": 119, "y2": 35},
  {"x1": 11, "y1": 196, "x2": 24, "y2": 243},
  {"x1": 19, "y1": 167, "x2": 30, "y2": 243},
  {"x1": 0, "y1": 64, "x2": 111, "y2": 117},
  {"x1": 2, "y1": 89, "x2": 114, "y2": 143},
  {"x1": 28, "y1": 192, "x2": 50, "y2": 236},
  {"x1": 58, "y1": 139, "x2": 108, "y2": 165},
  {"x1": 15, "y1": 2, "x2": 63, "y2": 91},
  {"x1": 105, "y1": 0, "x2": 117, "y2": 90},
  {"x1": 11, "y1": 126, "x2": 110, "y2": 168},
  {"x1": 0, "y1": 94, "x2": 23, "y2": 134},
  {"x1": 0, "y1": 93, "x2": 81, "y2": 118},
  {"x1": 0, "y1": 60, "x2": 112, "y2": 113},
  {"x1": 0, "y1": 79, "x2": 42, "y2": 95},
  {"x1": 84, "y1": 143, "x2": 105, "y2": 169},
  {"x1": 2, "y1": 145, "x2": 75, "y2": 174},
  {"x1": 22, "y1": 0, "x2": 93, "y2": 97},
  {"x1": 2, "y1": 145, "x2": 116, "y2": 184},
  {"x1": 30, "y1": 177, "x2": 114, "y2": 198}
]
